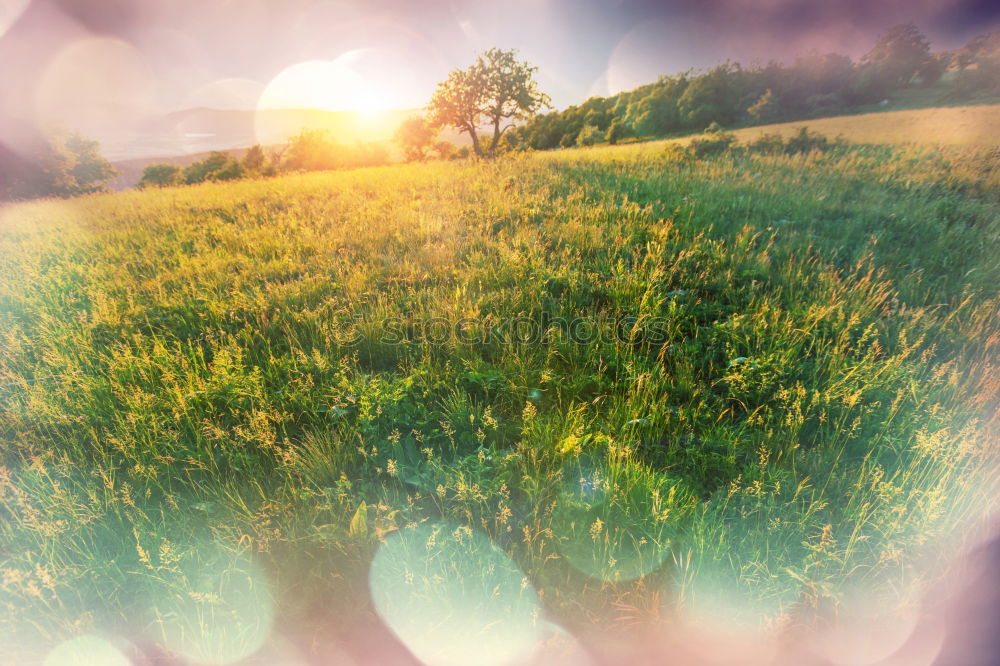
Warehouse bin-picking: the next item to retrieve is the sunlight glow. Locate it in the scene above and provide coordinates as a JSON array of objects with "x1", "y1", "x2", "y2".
[
  {"x1": 0, "y1": 0, "x2": 29, "y2": 39},
  {"x1": 43, "y1": 635, "x2": 131, "y2": 666},
  {"x1": 257, "y1": 52, "x2": 392, "y2": 115},
  {"x1": 368, "y1": 522, "x2": 542, "y2": 666},
  {"x1": 551, "y1": 461, "x2": 676, "y2": 582},
  {"x1": 153, "y1": 544, "x2": 273, "y2": 665},
  {"x1": 33, "y1": 37, "x2": 156, "y2": 140},
  {"x1": 813, "y1": 596, "x2": 925, "y2": 665}
]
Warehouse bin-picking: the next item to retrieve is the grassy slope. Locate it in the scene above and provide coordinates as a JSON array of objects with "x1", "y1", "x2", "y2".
[
  {"x1": 0, "y1": 135, "x2": 998, "y2": 661},
  {"x1": 601, "y1": 104, "x2": 1000, "y2": 156},
  {"x1": 728, "y1": 104, "x2": 1000, "y2": 148}
]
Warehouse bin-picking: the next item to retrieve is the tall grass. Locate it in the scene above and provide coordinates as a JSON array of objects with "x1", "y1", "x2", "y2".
[{"x1": 0, "y1": 138, "x2": 997, "y2": 661}]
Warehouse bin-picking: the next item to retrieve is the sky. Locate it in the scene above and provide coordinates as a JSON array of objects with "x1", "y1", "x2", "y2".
[{"x1": 1, "y1": 0, "x2": 998, "y2": 151}]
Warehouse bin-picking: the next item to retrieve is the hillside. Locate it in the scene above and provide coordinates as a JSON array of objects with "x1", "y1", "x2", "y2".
[
  {"x1": 1, "y1": 132, "x2": 998, "y2": 663},
  {"x1": 728, "y1": 104, "x2": 1000, "y2": 148},
  {"x1": 550, "y1": 105, "x2": 1000, "y2": 162}
]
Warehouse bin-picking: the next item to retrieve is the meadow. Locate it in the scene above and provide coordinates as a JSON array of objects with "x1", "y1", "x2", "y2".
[{"x1": 0, "y1": 124, "x2": 998, "y2": 663}]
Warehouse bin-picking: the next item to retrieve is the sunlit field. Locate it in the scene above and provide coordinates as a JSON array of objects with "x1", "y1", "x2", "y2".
[{"x1": 1, "y1": 134, "x2": 998, "y2": 663}]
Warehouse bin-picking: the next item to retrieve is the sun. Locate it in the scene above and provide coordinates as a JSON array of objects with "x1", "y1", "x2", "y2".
[{"x1": 257, "y1": 56, "x2": 392, "y2": 115}]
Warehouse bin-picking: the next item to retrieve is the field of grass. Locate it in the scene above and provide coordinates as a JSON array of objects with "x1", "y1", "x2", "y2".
[
  {"x1": 605, "y1": 104, "x2": 1000, "y2": 157},
  {"x1": 1, "y1": 134, "x2": 998, "y2": 663},
  {"x1": 729, "y1": 104, "x2": 1000, "y2": 148}
]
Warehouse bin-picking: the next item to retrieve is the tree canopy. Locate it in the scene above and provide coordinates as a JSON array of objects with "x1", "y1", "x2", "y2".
[
  {"x1": 428, "y1": 48, "x2": 550, "y2": 157},
  {"x1": 0, "y1": 131, "x2": 117, "y2": 200},
  {"x1": 394, "y1": 116, "x2": 437, "y2": 161}
]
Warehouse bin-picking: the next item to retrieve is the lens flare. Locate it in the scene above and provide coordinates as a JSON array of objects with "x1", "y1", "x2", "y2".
[
  {"x1": 369, "y1": 521, "x2": 543, "y2": 666},
  {"x1": 813, "y1": 596, "x2": 923, "y2": 665},
  {"x1": 517, "y1": 622, "x2": 595, "y2": 666},
  {"x1": 43, "y1": 634, "x2": 131, "y2": 666},
  {"x1": 151, "y1": 543, "x2": 274, "y2": 665},
  {"x1": 551, "y1": 458, "x2": 682, "y2": 582},
  {"x1": 33, "y1": 37, "x2": 156, "y2": 142},
  {"x1": 672, "y1": 570, "x2": 787, "y2": 665},
  {"x1": 0, "y1": 0, "x2": 29, "y2": 39}
]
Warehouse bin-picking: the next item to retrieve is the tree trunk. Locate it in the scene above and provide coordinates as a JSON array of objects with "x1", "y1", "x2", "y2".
[
  {"x1": 468, "y1": 127, "x2": 483, "y2": 157},
  {"x1": 488, "y1": 117, "x2": 502, "y2": 156}
]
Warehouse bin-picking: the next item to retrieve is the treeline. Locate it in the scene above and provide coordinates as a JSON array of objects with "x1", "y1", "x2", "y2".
[
  {"x1": 506, "y1": 25, "x2": 1000, "y2": 150},
  {"x1": 138, "y1": 129, "x2": 397, "y2": 188}
]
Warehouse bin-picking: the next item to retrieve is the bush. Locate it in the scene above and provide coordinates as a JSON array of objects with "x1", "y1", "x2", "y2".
[
  {"x1": 662, "y1": 143, "x2": 694, "y2": 162},
  {"x1": 395, "y1": 116, "x2": 437, "y2": 162},
  {"x1": 1, "y1": 132, "x2": 118, "y2": 200},
  {"x1": 746, "y1": 128, "x2": 838, "y2": 156},
  {"x1": 241, "y1": 145, "x2": 266, "y2": 174},
  {"x1": 689, "y1": 123, "x2": 736, "y2": 157},
  {"x1": 138, "y1": 164, "x2": 182, "y2": 188},
  {"x1": 747, "y1": 133, "x2": 787, "y2": 155},
  {"x1": 784, "y1": 127, "x2": 831, "y2": 154},
  {"x1": 183, "y1": 151, "x2": 243, "y2": 184}
]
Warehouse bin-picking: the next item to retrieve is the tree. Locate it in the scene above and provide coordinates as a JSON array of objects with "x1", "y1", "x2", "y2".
[
  {"x1": 862, "y1": 23, "x2": 936, "y2": 89},
  {"x1": 242, "y1": 145, "x2": 266, "y2": 174},
  {"x1": 0, "y1": 131, "x2": 117, "y2": 200},
  {"x1": 428, "y1": 48, "x2": 550, "y2": 157},
  {"x1": 394, "y1": 116, "x2": 437, "y2": 161},
  {"x1": 284, "y1": 129, "x2": 339, "y2": 171},
  {"x1": 575, "y1": 124, "x2": 603, "y2": 146},
  {"x1": 138, "y1": 164, "x2": 182, "y2": 188},
  {"x1": 747, "y1": 89, "x2": 781, "y2": 122},
  {"x1": 62, "y1": 133, "x2": 118, "y2": 194},
  {"x1": 605, "y1": 117, "x2": 631, "y2": 145},
  {"x1": 183, "y1": 151, "x2": 243, "y2": 184}
]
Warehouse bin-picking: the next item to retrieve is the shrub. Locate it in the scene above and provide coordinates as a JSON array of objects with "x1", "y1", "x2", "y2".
[
  {"x1": 183, "y1": 151, "x2": 243, "y2": 184},
  {"x1": 138, "y1": 164, "x2": 182, "y2": 188},
  {"x1": 784, "y1": 127, "x2": 831, "y2": 154},
  {"x1": 746, "y1": 128, "x2": 837, "y2": 156},
  {"x1": 747, "y1": 133, "x2": 787, "y2": 155},
  {"x1": 689, "y1": 123, "x2": 736, "y2": 157}
]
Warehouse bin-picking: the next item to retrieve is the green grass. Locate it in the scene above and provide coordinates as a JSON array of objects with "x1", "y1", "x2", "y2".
[{"x1": 1, "y1": 137, "x2": 998, "y2": 661}]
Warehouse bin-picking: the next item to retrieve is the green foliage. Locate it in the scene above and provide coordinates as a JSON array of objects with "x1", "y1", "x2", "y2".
[
  {"x1": 506, "y1": 25, "x2": 995, "y2": 153},
  {"x1": 689, "y1": 123, "x2": 737, "y2": 157},
  {"x1": 394, "y1": 116, "x2": 438, "y2": 161},
  {"x1": 746, "y1": 127, "x2": 834, "y2": 155},
  {"x1": 0, "y1": 131, "x2": 118, "y2": 199},
  {"x1": 428, "y1": 47, "x2": 551, "y2": 157},
  {"x1": 575, "y1": 124, "x2": 603, "y2": 147},
  {"x1": 747, "y1": 88, "x2": 781, "y2": 122},
  {"x1": 241, "y1": 144, "x2": 266, "y2": 174},
  {"x1": 678, "y1": 62, "x2": 748, "y2": 127},
  {"x1": 138, "y1": 163, "x2": 182, "y2": 188},
  {"x1": 283, "y1": 129, "x2": 389, "y2": 172},
  {"x1": 605, "y1": 117, "x2": 631, "y2": 145},
  {"x1": 283, "y1": 129, "x2": 338, "y2": 171},
  {"x1": 948, "y1": 56, "x2": 1000, "y2": 100},
  {"x1": 860, "y1": 23, "x2": 937, "y2": 93},
  {"x1": 183, "y1": 151, "x2": 244, "y2": 184},
  {"x1": 0, "y1": 139, "x2": 997, "y2": 658}
]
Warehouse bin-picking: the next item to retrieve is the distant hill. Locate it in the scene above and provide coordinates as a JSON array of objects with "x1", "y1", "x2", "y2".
[
  {"x1": 100, "y1": 107, "x2": 413, "y2": 159},
  {"x1": 106, "y1": 107, "x2": 471, "y2": 189}
]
